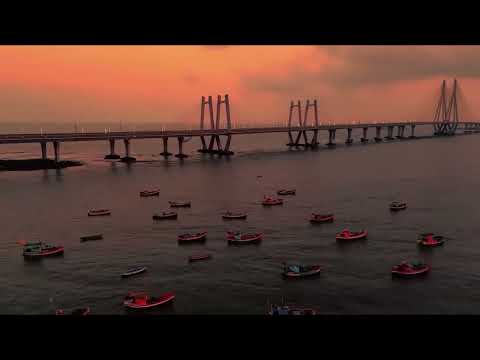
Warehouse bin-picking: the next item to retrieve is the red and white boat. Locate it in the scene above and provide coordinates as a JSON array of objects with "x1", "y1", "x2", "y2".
[
  {"x1": 391, "y1": 261, "x2": 430, "y2": 277},
  {"x1": 140, "y1": 190, "x2": 160, "y2": 197},
  {"x1": 262, "y1": 196, "x2": 283, "y2": 206},
  {"x1": 310, "y1": 213, "x2": 335, "y2": 223},
  {"x1": 222, "y1": 211, "x2": 247, "y2": 220},
  {"x1": 336, "y1": 229, "x2": 368, "y2": 241},
  {"x1": 417, "y1": 233, "x2": 445, "y2": 248},
  {"x1": 123, "y1": 292, "x2": 175, "y2": 310},
  {"x1": 22, "y1": 242, "x2": 64, "y2": 259},
  {"x1": 178, "y1": 232, "x2": 207, "y2": 243},
  {"x1": 283, "y1": 264, "x2": 322, "y2": 278},
  {"x1": 88, "y1": 209, "x2": 111, "y2": 216},
  {"x1": 226, "y1": 231, "x2": 263, "y2": 244},
  {"x1": 169, "y1": 201, "x2": 191, "y2": 208},
  {"x1": 188, "y1": 254, "x2": 212, "y2": 262}
]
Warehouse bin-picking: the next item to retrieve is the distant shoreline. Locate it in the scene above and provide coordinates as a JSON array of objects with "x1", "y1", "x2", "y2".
[{"x1": 0, "y1": 159, "x2": 83, "y2": 171}]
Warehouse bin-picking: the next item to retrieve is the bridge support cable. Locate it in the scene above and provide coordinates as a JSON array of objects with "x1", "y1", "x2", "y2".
[{"x1": 434, "y1": 79, "x2": 459, "y2": 136}]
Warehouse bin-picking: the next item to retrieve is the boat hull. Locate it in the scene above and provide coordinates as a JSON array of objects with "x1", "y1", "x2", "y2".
[
  {"x1": 310, "y1": 215, "x2": 334, "y2": 223},
  {"x1": 88, "y1": 211, "x2": 111, "y2": 217},
  {"x1": 121, "y1": 267, "x2": 147, "y2": 278},
  {"x1": 140, "y1": 191, "x2": 160, "y2": 197},
  {"x1": 123, "y1": 292, "x2": 175, "y2": 310},
  {"x1": 222, "y1": 214, "x2": 247, "y2": 220},
  {"x1": 80, "y1": 234, "x2": 103, "y2": 242},
  {"x1": 392, "y1": 266, "x2": 430, "y2": 277},
  {"x1": 283, "y1": 266, "x2": 322, "y2": 278},
  {"x1": 336, "y1": 232, "x2": 368, "y2": 241},
  {"x1": 188, "y1": 254, "x2": 212, "y2": 262},
  {"x1": 169, "y1": 202, "x2": 191, "y2": 208},
  {"x1": 153, "y1": 213, "x2": 178, "y2": 220},
  {"x1": 23, "y1": 247, "x2": 64, "y2": 259},
  {"x1": 178, "y1": 233, "x2": 207, "y2": 243}
]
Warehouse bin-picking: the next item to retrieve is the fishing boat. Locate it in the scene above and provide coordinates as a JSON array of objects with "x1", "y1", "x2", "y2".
[
  {"x1": 226, "y1": 231, "x2": 263, "y2": 244},
  {"x1": 140, "y1": 190, "x2": 160, "y2": 197},
  {"x1": 123, "y1": 292, "x2": 175, "y2": 310},
  {"x1": 262, "y1": 196, "x2": 283, "y2": 206},
  {"x1": 22, "y1": 242, "x2": 64, "y2": 259},
  {"x1": 169, "y1": 201, "x2": 191, "y2": 208},
  {"x1": 178, "y1": 232, "x2": 207, "y2": 243},
  {"x1": 88, "y1": 209, "x2": 111, "y2": 216},
  {"x1": 277, "y1": 189, "x2": 296, "y2": 196},
  {"x1": 121, "y1": 266, "x2": 147, "y2": 278},
  {"x1": 310, "y1": 213, "x2": 335, "y2": 223},
  {"x1": 390, "y1": 201, "x2": 407, "y2": 211},
  {"x1": 283, "y1": 264, "x2": 322, "y2": 278},
  {"x1": 417, "y1": 233, "x2": 445, "y2": 247},
  {"x1": 268, "y1": 300, "x2": 318, "y2": 315},
  {"x1": 80, "y1": 234, "x2": 103, "y2": 242},
  {"x1": 336, "y1": 229, "x2": 368, "y2": 241},
  {"x1": 188, "y1": 254, "x2": 212, "y2": 262},
  {"x1": 152, "y1": 211, "x2": 178, "y2": 220},
  {"x1": 222, "y1": 211, "x2": 247, "y2": 220},
  {"x1": 392, "y1": 261, "x2": 430, "y2": 277},
  {"x1": 56, "y1": 307, "x2": 90, "y2": 315}
]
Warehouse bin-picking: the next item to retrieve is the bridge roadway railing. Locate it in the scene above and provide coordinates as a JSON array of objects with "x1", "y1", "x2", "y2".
[{"x1": 0, "y1": 121, "x2": 478, "y2": 144}]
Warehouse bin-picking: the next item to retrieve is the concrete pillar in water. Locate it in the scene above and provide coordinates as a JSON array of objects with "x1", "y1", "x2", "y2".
[
  {"x1": 396, "y1": 126, "x2": 402, "y2": 138},
  {"x1": 198, "y1": 136, "x2": 208, "y2": 152},
  {"x1": 160, "y1": 137, "x2": 172, "y2": 156},
  {"x1": 41, "y1": 142, "x2": 47, "y2": 160},
  {"x1": 361, "y1": 127, "x2": 368, "y2": 143},
  {"x1": 327, "y1": 129, "x2": 336, "y2": 146},
  {"x1": 410, "y1": 125, "x2": 416, "y2": 138},
  {"x1": 121, "y1": 138, "x2": 136, "y2": 162},
  {"x1": 53, "y1": 141, "x2": 60, "y2": 164},
  {"x1": 345, "y1": 128, "x2": 353, "y2": 144},
  {"x1": 104, "y1": 138, "x2": 120, "y2": 159},
  {"x1": 175, "y1": 136, "x2": 188, "y2": 158},
  {"x1": 375, "y1": 126, "x2": 382, "y2": 142},
  {"x1": 385, "y1": 126, "x2": 394, "y2": 140},
  {"x1": 310, "y1": 129, "x2": 319, "y2": 147},
  {"x1": 286, "y1": 131, "x2": 294, "y2": 146},
  {"x1": 222, "y1": 135, "x2": 234, "y2": 155}
]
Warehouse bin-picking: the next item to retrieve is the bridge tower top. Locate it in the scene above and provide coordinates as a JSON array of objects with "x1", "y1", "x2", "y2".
[
  {"x1": 288, "y1": 99, "x2": 319, "y2": 128},
  {"x1": 200, "y1": 94, "x2": 231, "y2": 130},
  {"x1": 434, "y1": 79, "x2": 459, "y2": 135}
]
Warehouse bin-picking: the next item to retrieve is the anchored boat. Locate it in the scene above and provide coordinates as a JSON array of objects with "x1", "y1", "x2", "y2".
[
  {"x1": 56, "y1": 307, "x2": 90, "y2": 315},
  {"x1": 283, "y1": 264, "x2": 322, "y2": 278},
  {"x1": 262, "y1": 196, "x2": 283, "y2": 206},
  {"x1": 22, "y1": 242, "x2": 64, "y2": 259},
  {"x1": 417, "y1": 233, "x2": 445, "y2": 247},
  {"x1": 336, "y1": 229, "x2": 368, "y2": 241},
  {"x1": 226, "y1": 231, "x2": 263, "y2": 244},
  {"x1": 123, "y1": 292, "x2": 175, "y2": 310},
  {"x1": 140, "y1": 190, "x2": 160, "y2": 197},
  {"x1": 178, "y1": 232, "x2": 207, "y2": 243},
  {"x1": 88, "y1": 209, "x2": 111, "y2": 216},
  {"x1": 310, "y1": 213, "x2": 335, "y2": 223},
  {"x1": 188, "y1": 254, "x2": 212, "y2": 262},
  {"x1": 390, "y1": 201, "x2": 407, "y2": 211},
  {"x1": 121, "y1": 266, "x2": 147, "y2": 278},
  {"x1": 277, "y1": 189, "x2": 296, "y2": 196},
  {"x1": 169, "y1": 201, "x2": 191, "y2": 208},
  {"x1": 80, "y1": 234, "x2": 103, "y2": 242},
  {"x1": 153, "y1": 211, "x2": 178, "y2": 220},
  {"x1": 222, "y1": 211, "x2": 247, "y2": 220},
  {"x1": 392, "y1": 261, "x2": 430, "y2": 277},
  {"x1": 268, "y1": 300, "x2": 318, "y2": 315}
]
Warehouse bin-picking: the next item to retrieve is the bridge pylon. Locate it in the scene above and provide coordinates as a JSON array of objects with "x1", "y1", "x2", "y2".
[
  {"x1": 198, "y1": 94, "x2": 233, "y2": 155},
  {"x1": 434, "y1": 79, "x2": 459, "y2": 136},
  {"x1": 287, "y1": 99, "x2": 319, "y2": 148}
]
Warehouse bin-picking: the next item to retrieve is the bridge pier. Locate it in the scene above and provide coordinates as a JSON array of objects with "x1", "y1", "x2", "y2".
[
  {"x1": 161, "y1": 137, "x2": 172, "y2": 156},
  {"x1": 361, "y1": 127, "x2": 368, "y2": 143},
  {"x1": 121, "y1": 138, "x2": 136, "y2": 162},
  {"x1": 175, "y1": 136, "x2": 188, "y2": 158},
  {"x1": 198, "y1": 136, "x2": 209, "y2": 153},
  {"x1": 53, "y1": 141, "x2": 60, "y2": 164},
  {"x1": 104, "y1": 138, "x2": 121, "y2": 159},
  {"x1": 220, "y1": 135, "x2": 234, "y2": 155},
  {"x1": 41, "y1": 141, "x2": 47, "y2": 160},
  {"x1": 374, "y1": 126, "x2": 382, "y2": 142},
  {"x1": 396, "y1": 125, "x2": 406, "y2": 139},
  {"x1": 409, "y1": 125, "x2": 416, "y2": 138},
  {"x1": 326, "y1": 129, "x2": 336, "y2": 147},
  {"x1": 345, "y1": 128, "x2": 353, "y2": 144},
  {"x1": 385, "y1": 126, "x2": 394, "y2": 140},
  {"x1": 286, "y1": 131, "x2": 295, "y2": 146},
  {"x1": 310, "y1": 129, "x2": 319, "y2": 147}
]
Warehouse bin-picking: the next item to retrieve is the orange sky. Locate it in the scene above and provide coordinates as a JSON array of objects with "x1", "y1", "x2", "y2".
[{"x1": 0, "y1": 46, "x2": 478, "y2": 129}]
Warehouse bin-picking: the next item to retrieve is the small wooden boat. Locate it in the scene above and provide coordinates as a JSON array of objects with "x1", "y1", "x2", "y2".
[
  {"x1": 121, "y1": 266, "x2": 147, "y2": 278},
  {"x1": 178, "y1": 232, "x2": 207, "y2": 243},
  {"x1": 188, "y1": 254, "x2": 212, "y2": 262},
  {"x1": 22, "y1": 242, "x2": 64, "y2": 259},
  {"x1": 80, "y1": 234, "x2": 103, "y2": 242},
  {"x1": 310, "y1": 213, "x2": 335, "y2": 223},
  {"x1": 222, "y1": 211, "x2": 247, "y2": 220},
  {"x1": 88, "y1": 209, "x2": 111, "y2": 216},
  {"x1": 169, "y1": 201, "x2": 191, "y2": 208},
  {"x1": 268, "y1": 303, "x2": 317, "y2": 315},
  {"x1": 56, "y1": 307, "x2": 90, "y2": 315},
  {"x1": 390, "y1": 201, "x2": 407, "y2": 211},
  {"x1": 392, "y1": 261, "x2": 430, "y2": 277},
  {"x1": 123, "y1": 292, "x2": 175, "y2": 310},
  {"x1": 283, "y1": 264, "x2": 322, "y2": 278},
  {"x1": 417, "y1": 234, "x2": 445, "y2": 248},
  {"x1": 262, "y1": 196, "x2": 283, "y2": 206},
  {"x1": 153, "y1": 211, "x2": 178, "y2": 220},
  {"x1": 336, "y1": 229, "x2": 368, "y2": 241},
  {"x1": 277, "y1": 189, "x2": 296, "y2": 196},
  {"x1": 226, "y1": 231, "x2": 263, "y2": 244},
  {"x1": 140, "y1": 190, "x2": 160, "y2": 197}
]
